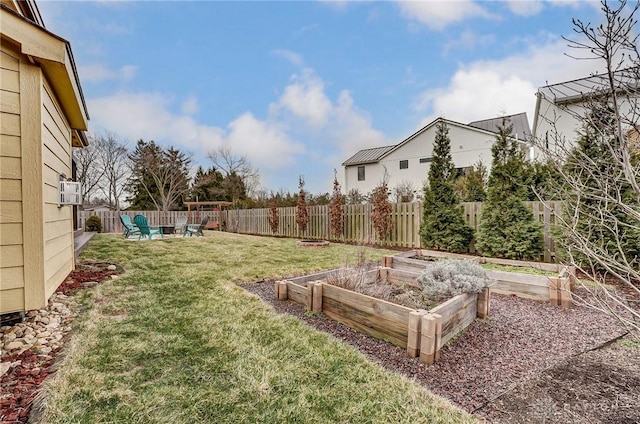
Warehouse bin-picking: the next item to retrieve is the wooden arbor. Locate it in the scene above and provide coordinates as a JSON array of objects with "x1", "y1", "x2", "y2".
[{"x1": 184, "y1": 201, "x2": 233, "y2": 231}]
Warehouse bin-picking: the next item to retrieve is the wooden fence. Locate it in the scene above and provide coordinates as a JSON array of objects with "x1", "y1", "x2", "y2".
[{"x1": 78, "y1": 200, "x2": 563, "y2": 262}]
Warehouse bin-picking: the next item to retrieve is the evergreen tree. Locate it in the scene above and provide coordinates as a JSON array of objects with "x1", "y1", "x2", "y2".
[
  {"x1": 419, "y1": 121, "x2": 474, "y2": 253},
  {"x1": 476, "y1": 119, "x2": 543, "y2": 260},
  {"x1": 558, "y1": 118, "x2": 640, "y2": 271},
  {"x1": 190, "y1": 166, "x2": 224, "y2": 202},
  {"x1": 454, "y1": 160, "x2": 487, "y2": 202},
  {"x1": 127, "y1": 140, "x2": 191, "y2": 211},
  {"x1": 127, "y1": 140, "x2": 162, "y2": 210}
]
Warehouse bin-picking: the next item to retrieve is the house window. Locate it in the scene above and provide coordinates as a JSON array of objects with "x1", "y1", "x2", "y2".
[
  {"x1": 455, "y1": 166, "x2": 473, "y2": 178},
  {"x1": 419, "y1": 157, "x2": 432, "y2": 163},
  {"x1": 399, "y1": 160, "x2": 409, "y2": 169},
  {"x1": 357, "y1": 166, "x2": 365, "y2": 181}
]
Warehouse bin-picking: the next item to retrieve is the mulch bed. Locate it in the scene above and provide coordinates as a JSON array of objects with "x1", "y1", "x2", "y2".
[
  {"x1": 0, "y1": 262, "x2": 119, "y2": 424},
  {"x1": 242, "y1": 280, "x2": 640, "y2": 423}
]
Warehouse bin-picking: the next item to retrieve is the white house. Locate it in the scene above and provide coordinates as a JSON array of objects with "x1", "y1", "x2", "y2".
[
  {"x1": 342, "y1": 113, "x2": 531, "y2": 197},
  {"x1": 532, "y1": 68, "x2": 639, "y2": 152}
]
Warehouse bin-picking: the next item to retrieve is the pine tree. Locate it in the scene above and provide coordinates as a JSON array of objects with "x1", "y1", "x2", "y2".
[
  {"x1": 558, "y1": 118, "x2": 640, "y2": 271},
  {"x1": 455, "y1": 160, "x2": 487, "y2": 202},
  {"x1": 475, "y1": 119, "x2": 543, "y2": 260},
  {"x1": 419, "y1": 121, "x2": 474, "y2": 253}
]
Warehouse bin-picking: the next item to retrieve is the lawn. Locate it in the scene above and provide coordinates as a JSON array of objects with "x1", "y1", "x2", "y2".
[{"x1": 36, "y1": 232, "x2": 475, "y2": 424}]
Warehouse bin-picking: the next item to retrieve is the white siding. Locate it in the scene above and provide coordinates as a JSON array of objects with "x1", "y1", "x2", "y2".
[{"x1": 344, "y1": 121, "x2": 500, "y2": 197}]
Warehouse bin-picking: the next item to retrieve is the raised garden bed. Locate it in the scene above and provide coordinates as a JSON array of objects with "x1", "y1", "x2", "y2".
[
  {"x1": 275, "y1": 266, "x2": 490, "y2": 365},
  {"x1": 388, "y1": 249, "x2": 574, "y2": 307}
]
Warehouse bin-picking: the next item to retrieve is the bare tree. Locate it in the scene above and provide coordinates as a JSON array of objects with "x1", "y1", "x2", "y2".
[
  {"x1": 73, "y1": 134, "x2": 106, "y2": 205},
  {"x1": 392, "y1": 180, "x2": 417, "y2": 203},
  {"x1": 99, "y1": 132, "x2": 130, "y2": 212},
  {"x1": 534, "y1": 0, "x2": 640, "y2": 335},
  {"x1": 207, "y1": 146, "x2": 261, "y2": 198}
]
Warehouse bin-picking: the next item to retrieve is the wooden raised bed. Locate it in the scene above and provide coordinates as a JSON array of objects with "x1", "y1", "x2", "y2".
[
  {"x1": 275, "y1": 267, "x2": 490, "y2": 365},
  {"x1": 386, "y1": 250, "x2": 573, "y2": 307}
]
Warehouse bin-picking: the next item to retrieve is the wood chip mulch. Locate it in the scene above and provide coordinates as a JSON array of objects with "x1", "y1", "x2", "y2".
[{"x1": 241, "y1": 281, "x2": 639, "y2": 423}]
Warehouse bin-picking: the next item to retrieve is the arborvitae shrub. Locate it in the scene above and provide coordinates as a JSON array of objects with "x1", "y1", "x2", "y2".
[
  {"x1": 85, "y1": 215, "x2": 102, "y2": 233},
  {"x1": 420, "y1": 121, "x2": 474, "y2": 253},
  {"x1": 417, "y1": 260, "x2": 492, "y2": 301},
  {"x1": 475, "y1": 119, "x2": 543, "y2": 260}
]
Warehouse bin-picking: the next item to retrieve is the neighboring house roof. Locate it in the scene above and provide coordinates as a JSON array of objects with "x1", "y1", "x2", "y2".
[
  {"x1": 342, "y1": 145, "x2": 395, "y2": 166},
  {"x1": 537, "y1": 67, "x2": 639, "y2": 105},
  {"x1": 343, "y1": 114, "x2": 528, "y2": 167},
  {"x1": 468, "y1": 112, "x2": 531, "y2": 141}
]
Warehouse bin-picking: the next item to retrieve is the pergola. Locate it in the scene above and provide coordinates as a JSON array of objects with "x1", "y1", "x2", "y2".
[{"x1": 184, "y1": 201, "x2": 233, "y2": 230}]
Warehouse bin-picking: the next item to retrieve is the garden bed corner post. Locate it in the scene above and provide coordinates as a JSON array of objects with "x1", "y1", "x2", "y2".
[
  {"x1": 477, "y1": 287, "x2": 491, "y2": 319},
  {"x1": 312, "y1": 282, "x2": 323, "y2": 314},
  {"x1": 419, "y1": 313, "x2": 442, "y2": 365},
  {"x1": 407, "y1": 309, "x2": 427, "y2": 358}
]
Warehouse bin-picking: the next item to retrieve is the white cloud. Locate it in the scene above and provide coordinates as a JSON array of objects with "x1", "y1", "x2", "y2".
[
  {"x1": 273, "y1": 69, "x2": 334, "y2": 127},
  {"x1": 272, "y1": 49, "x2": 305, "y2": 67},
  {"x1": 415, "y1": 36, "x2": 599, "y2": 127},
  {"x1": 396, "y1": 0, "x2": 494, "y2": 30},
  {"x1": 417, "y1": 70, "x2": 537, "y2": 126},
  {"x1": 87, "y1": 66, "x2": 386, "y2": 192},
  {"x1": 443, "y1": 30, "x2": 496, "y2": 55},
  {"x1": 78, "y1": 64, "x2": 137, "y2": 82},
  {"x1": 226, "y1": 113, "x2": 304, "y2": 171},
  {"x1": 181, "y1": 96, "x2": 199, "y2": 115},
  {"x1": 507, "y1": 0, "x2": 544, "y2": 16}
]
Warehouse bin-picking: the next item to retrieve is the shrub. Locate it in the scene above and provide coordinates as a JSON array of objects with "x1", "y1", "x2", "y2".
[
  {"x1": 268, "y1": 200, "x2": 279, "y2": 234},
  {"x1": 85, "y1": 215, "x2": 102, "y2": 233},
  {"x1": 328, "y1": 171, "x2": 345, "y2": 238},
  {"x1": 371, "y1": 173, "x2": 393, "y2": 241},
  {"x1": 417, "y1": 259, "x2": 492, "y2": 300},
  {"x1": 295, "y1": 176, "x2": 310, "y2": 236},
  {"x1": 420, "y1": 121, "x2": 474, "y2": 253},
  {"x1": 475, "y1": 118, "x2": 543, "y2": 260}
]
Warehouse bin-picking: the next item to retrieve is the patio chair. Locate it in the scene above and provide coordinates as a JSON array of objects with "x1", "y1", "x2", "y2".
[
  {"x1": 174, "y1": 215, "x2": 188, "y2": 234},
  {"x1": 133, "y1": 214, "x2": 163, "y2": 240},
  {"x1": 120, "y1": 214, "x2": 140, "y2": 239},
  {"x1": 184, "y1": 216, "x2": 209, "y2": 237}
]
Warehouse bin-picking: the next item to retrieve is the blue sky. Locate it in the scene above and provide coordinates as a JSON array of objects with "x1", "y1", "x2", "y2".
[{"x1": 39, "y1": 0, "x2": 605, "y2": 194}]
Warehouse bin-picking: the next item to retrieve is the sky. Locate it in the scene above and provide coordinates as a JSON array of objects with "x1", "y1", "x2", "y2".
[{"x1": 38, "y1": 0, "x2": 608, "y2": 194}]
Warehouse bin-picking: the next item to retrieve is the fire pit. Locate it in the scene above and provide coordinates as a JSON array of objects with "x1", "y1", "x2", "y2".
[{"x1": 296, "y1": 240, "x2": 330, "y2": 248}]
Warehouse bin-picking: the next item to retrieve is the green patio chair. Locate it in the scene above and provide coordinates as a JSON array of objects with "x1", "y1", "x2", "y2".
[
  {"x1": 120, "y1": 214, "x2": 140, "y2": 239},
  {"x1": 184, "y1": 216, "x2": 209, "y2": 237},
  {"x1": 133, "y1": 214, "x2": 163, "y2": 240}
]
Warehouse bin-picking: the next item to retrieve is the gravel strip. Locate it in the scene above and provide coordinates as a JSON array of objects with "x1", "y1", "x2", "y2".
[{"x1": 241, "y1": 281, "x2": 627, "y2": 413}]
